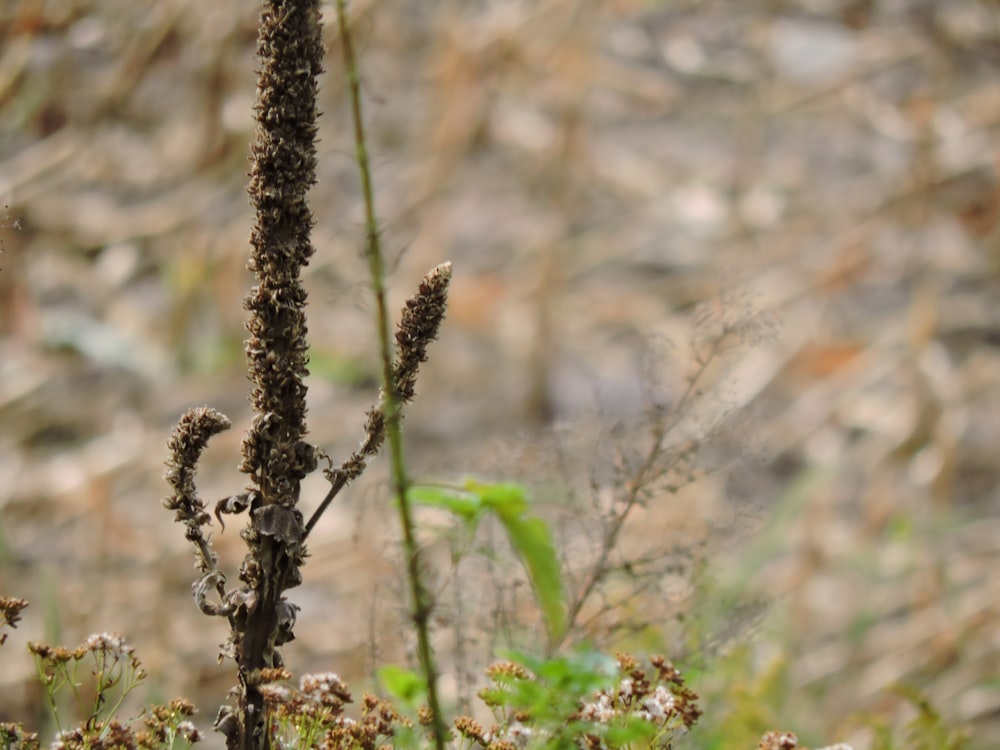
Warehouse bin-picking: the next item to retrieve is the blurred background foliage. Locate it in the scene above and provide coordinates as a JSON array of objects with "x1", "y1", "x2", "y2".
[{"x1": 1, "y1": 1, "x2": 999, "y2": 748}]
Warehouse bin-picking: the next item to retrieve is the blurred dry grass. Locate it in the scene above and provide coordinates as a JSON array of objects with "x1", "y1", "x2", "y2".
[{"x1": 1, "y1": 0, "x2": 1000, "y2": 748}]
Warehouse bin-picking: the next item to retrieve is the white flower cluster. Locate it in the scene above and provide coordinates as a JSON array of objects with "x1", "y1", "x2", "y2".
[
  {"x1": 505, "y1": 721, "x2": 535, "y2": 749},
  {"x1": 176, "y1": 720, "x2": 202, "y2": 742},
  {"x1": 51, "y1": 728, "x2": 80, "y2": 750},
  {"x1": 483, "y1": 721, "x2": 542, "y2": 749},
  {"x1": 298, "y1": 671, "x2": 351, "y2": 708},
  {"x1": 578, "y1": 677, "x2": 679, "y2": 726},
  {"x1": 639, "y1": 685, "x2": 675, "y2": 721},
  {"x1": 84, "y1": 632, "x2": 135, "y2": 657},
  {"x1": 300, "y1": 672, "x2": 346, "y2": 695},
  {"x1": 579, "y1": 692, "x2": 615, "y2": 723}
]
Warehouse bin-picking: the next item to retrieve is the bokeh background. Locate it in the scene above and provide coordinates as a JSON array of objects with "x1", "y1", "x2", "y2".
[{"x1": 1, "y1": 0, "x2": 999, "y2": 748}]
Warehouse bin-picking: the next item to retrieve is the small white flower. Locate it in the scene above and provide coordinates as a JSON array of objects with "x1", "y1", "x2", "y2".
[
  {"x1": 85, "y1": 632, "x2": 134, "y2": 657},
  {"x1": 299, "y1": 672, "x2": 349, "y2": 704},
  {"x1": 177, "y1": 721, "x2": 201, "y2": 741},
  {"x1": 506, "y1": 721, "x2": 533, "y2": 749},
  {"x1": 580, "y1": 693, "x2": 614, "y2": 722},
  {"x1": 300, "y1": 672, "x2": 343, "y2": 692}
]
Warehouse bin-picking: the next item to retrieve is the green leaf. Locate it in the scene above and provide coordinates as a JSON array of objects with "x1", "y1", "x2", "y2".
[
  {"x1": 377, "y1": 665, "x2": 425, "y2": 705},
  {"x1": 604, "y1": 718, "x2": 658, "y2": 746},
  {"x1": 408, "y1": 485, "x2": 483, "y2": 521},
  {"x1": 412, "y1": 479, "x2": 567, "y2": 645},
  {"x1": 506, "y1": 649, "x2": 617, "y2": 697},
  {"x1": 464, "y1": 481, "x2": 566, "y2": 644},
  {"x1": 465, "y1": 479, "x2": 530, "y2": 516},
  {"x1": 499, "y1": 513, "x2": 566, "y2": 643}
]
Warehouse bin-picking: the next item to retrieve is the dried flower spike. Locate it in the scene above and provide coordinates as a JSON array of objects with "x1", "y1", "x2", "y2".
[{"x1": 164, "y1": 406, "x2": 232, "y2": 525}]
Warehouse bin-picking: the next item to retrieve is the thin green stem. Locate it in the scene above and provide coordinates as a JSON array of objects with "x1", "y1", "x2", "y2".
[
  {"x1": 334, "y1": 4, "x2": 447, "y2": 750},
  {"x1": 34, "y1": 659, "x2": 65, "y2": 733}
]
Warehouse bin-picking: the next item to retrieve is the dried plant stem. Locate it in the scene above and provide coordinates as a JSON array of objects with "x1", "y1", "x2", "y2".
[
  {"x1": 334, "y1": 4, "x2": 447, "y2": 750},
  {"x1": 305, "y1": 261, "x2": 451, "y2": 538},
  {"x1": 163, "y1": 3, "x2": 448, "y2": 748},
  {"x1": 553, "y1": 340, "x2": 720, "y2": 652},
  {"x1": 230, "y1": 0, "x2": 324, "y2": 747}
]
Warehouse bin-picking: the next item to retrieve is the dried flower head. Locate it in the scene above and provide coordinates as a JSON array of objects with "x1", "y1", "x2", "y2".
[
  {"x1": 239, "y1": 0, "x2": 324, "y2": 506},
  {"x1": 615, "y1": 652, "x2": 638, "y2": 672},
  {"x1": 416, "y1": 705, "x2": 435, "y2": 727},
  {"x1": 324, "y1": 263, "x2": 453, "y2": 491},
  {"x1": 83, "y1": 632, "x2": 144, "y2": 676},
  {"x1": 0, "y1": 597, "x2": 28, "y2": 646},
  {"x1": 300, "y1": 672, "x2": 352, "y2": 707},
  {"x1": 51, "y1": 728, "x2": 86, "y2": 750},
  {"x1": 0, "y1": 723, "x2": 39, "y2": 750},
  {"x1": 164, "y1": 407, "x2": 232, "y2": 525},
  {"x1": 454, "y1": 716, "x2": 487, "y2": 745},
  {"x1": 259, "y1": 667, "x2": 293, "y2": 684},
  {"x1": 392, "y1": 262, "x2": 452, "y2": 403},
  {"x1": 259, "y1": 683, "x2": 295, "y2": 708},
  {"x1": 758, "y1": 731, "x2": 799, "y2": 750},
  {"x1": 28, "y1": 642, "x2": 83, "y2": 665},
  {"x1": 144, "y1": 696, "x2": 199, "y2": 744},
  {"x1": 93, "y1": 720, "x2": 137, "y2": 750},
  {"x1": 84, "y1": 632, "x2": 134, "y2": 657},
  {"x1": 485, "y1": 661, "x2": 531, "y2": 682},
  {"x1": 573, "y1": 653, "x2": 701, "y2": 743},
  {"x1": 176, "y1": 722, "x2": 202, "y2": 744}
]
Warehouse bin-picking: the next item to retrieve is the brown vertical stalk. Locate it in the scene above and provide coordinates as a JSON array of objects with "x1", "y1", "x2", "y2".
[
  {"x1": 234, "y1": 1, "x2": 322, "y2": 748},
  {"x1": 166, "y1": 4, "x2": 450, "y2": 749}
]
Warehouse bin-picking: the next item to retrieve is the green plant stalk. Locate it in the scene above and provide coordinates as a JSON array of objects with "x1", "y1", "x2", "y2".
[
  {"x1": 334, "y1": 4, "x2": 447, "y2": 750},
  {"x1": 91, "y1": 654, "x2": 140, "y2": 734},
  {"x1": 34, "y1": 660, "x2": 65, "y2": 733}
]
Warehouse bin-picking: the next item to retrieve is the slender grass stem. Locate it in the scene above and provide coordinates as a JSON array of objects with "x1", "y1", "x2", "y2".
[{"x1": 334, "y1": 4, "x2": 447, "y2": 749}]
